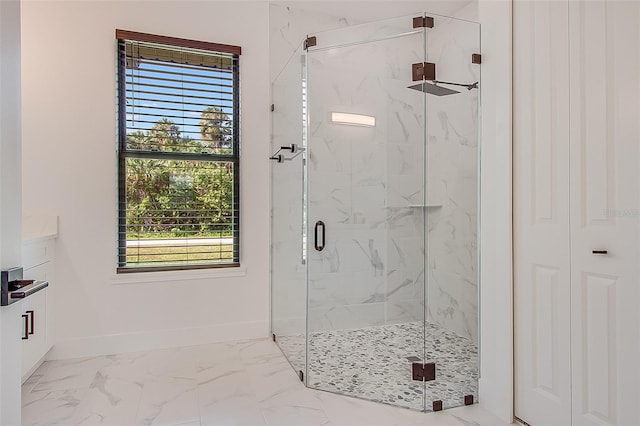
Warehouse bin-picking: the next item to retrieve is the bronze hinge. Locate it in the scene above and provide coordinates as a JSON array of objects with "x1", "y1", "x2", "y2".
[
  {"x1": 412, "y1": 62, "x2": 436, "y2": 81},
  {"x1": 432, "y1": 400, "x2": 443, "y2": 411},
  {"x1": 472, "y1": 53, "x2": 482, "y2": 64},
  {"x1": 464, "y1": 394, "x2": 474, "y2": 405},
  {"x1": 412, "y1": 362, "x2": 435, "y2": 381},
  {"x1": 304, "y1": 36, "x2": 317, "y2": 50},
  {"x1": 413, "y1": 16, "x2": 434, "y2": 28}
]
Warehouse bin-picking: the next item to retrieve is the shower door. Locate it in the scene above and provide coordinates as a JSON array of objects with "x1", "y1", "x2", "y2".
[{"x1": 305, "y1": 15, "x2": 428, "y2": 411}]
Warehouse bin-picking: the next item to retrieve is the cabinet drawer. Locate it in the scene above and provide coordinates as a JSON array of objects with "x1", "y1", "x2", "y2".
[
  {"x1": 22, "y1": 239, "x2": 54, "y2": 270},
  {"x1": 21, "y1": 289, "x2": 47, "y2": 379},
  {"x1": 23, "y1": 263, "x2": 48, "y2": 282}
]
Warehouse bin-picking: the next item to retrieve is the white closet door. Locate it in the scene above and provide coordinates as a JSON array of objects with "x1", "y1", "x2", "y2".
[
  {"x1": 513, "y1": 1, "x2": 572, "y2": 425},
  {"x1": 569, "y1": 1, "x2": 640, "y2": 425}
]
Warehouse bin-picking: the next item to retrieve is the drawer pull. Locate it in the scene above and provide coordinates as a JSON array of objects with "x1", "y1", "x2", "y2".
[
  {"x1": 22, "y1": 314, "x2": 29, "y2": 340},
  {"x1": 314, "y1": 221, "x2": 325, "y2": 252},
  {"x1": 26, "y1": 310, "x2": 35, "y2": 335},
  {"x1": 592, "y1": 249, "x2": 608, "y2": 255}
]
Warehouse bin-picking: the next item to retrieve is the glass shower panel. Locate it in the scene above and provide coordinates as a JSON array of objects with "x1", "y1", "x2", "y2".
[
  {"x1": 270, "y1": 44, "x2": 307, "y2": 376},
  {"x1": 423, "y1": 14, "x2": 481, "y2": 410},
  {"x1": 305, "y1": 15, "x2": 427, "y2": 410}
]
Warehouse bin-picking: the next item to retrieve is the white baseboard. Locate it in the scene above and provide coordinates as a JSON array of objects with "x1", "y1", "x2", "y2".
[
  {"x1": 47, "y1": 320, "x2": 269, "y2": 360},
  {"x1": 479, "y1": 377, "x2": 515, "y2": 424}
]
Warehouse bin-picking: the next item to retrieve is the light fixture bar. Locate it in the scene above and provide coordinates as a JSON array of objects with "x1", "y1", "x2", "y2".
[{"x1": 331, "y1": 112, "x2": 376, "y2": 127}]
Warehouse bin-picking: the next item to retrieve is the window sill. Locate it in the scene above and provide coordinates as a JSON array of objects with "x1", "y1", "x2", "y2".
[{"x1": 111, "y1": 266, "x2": 247, "y2": 285}]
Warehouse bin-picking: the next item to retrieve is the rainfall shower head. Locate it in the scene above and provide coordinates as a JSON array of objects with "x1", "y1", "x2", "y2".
[
  {"x1": 408, "y1": 80, "x2": 478, "y2": 96},
  {"x1": 408, "y1": 82, "x2": 459, "y2": 96}
]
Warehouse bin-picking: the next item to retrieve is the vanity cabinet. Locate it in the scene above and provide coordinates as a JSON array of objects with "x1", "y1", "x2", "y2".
[
  {"x1": 21, "y1": 237, "x2": 55, "y2": 381},
  {"x1": 20, "y1": 288, "x2": 48, "y2": 380},
  {"x1": 0, "y1": 217, "x2": 57, "y2": 425}
]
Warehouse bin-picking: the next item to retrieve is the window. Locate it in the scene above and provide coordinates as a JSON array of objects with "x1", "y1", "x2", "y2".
[{"x1": 116, "y1": 30, "x2": 241, "y2": 272}]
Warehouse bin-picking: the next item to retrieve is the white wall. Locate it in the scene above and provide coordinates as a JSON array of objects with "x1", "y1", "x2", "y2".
[
  {"x1": 478, "y1": 0, "x2": 513, "y2": 423},
  {"x1": 1, "y1": 0, "x2": 22, "y2": 271},
  {"x1": 21, "y1": 1, "x2": 271, "y2": 359},
  {"x1": 0, "y1": 1, "x2": 23, "y2": 424}
]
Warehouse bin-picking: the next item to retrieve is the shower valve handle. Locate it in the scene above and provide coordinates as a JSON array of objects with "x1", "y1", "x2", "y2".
[{"x1": 314, "y1": 221, "x2": 325, "y2": 251}]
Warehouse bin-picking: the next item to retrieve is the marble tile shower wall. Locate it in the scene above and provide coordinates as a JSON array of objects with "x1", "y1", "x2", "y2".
[
  {"x1": 425, "y1": 17, "x2": 480, "y2": 344},
  {"x1": 306, "y1": 34, "x2": 427, "y2": 332},
  {"x1": 270, "y1": 5, "x2": 480, "y2": 344}
]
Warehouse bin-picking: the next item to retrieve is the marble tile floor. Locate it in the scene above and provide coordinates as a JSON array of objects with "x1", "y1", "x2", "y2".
[
  {"x1": 277, "y1": 322, "x2": 478, "y2": 411},
  {"x1": 22, "y1": 337, "x2": 506, "y2": 426}
]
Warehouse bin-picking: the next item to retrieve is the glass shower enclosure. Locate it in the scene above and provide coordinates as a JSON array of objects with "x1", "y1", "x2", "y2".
[{"x1": 271, "y1": 12, "x2": 480, "y2": 412}]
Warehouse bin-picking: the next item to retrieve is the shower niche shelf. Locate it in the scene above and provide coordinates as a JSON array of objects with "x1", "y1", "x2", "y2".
[
  {"x1": 385, "y1": 204, "x2": 443, "y2": 209},
  {"x1": 409, "y1": 204, "x2": 442, "y2": 209}
]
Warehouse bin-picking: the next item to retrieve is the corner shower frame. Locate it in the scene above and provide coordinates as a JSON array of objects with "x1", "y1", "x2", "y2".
[{"x1": 270, "y1": 10, "x2": 482, "y2": 414}]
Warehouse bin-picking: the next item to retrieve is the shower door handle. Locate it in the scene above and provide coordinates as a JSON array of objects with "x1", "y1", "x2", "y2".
[{"x1": 314, "y1": 221, "x2": 325, "y2": 251}]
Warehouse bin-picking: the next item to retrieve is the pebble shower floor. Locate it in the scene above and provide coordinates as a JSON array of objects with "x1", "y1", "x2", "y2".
[{"x1": 276, "y1": 322, "x2": 478, "y2": 411}]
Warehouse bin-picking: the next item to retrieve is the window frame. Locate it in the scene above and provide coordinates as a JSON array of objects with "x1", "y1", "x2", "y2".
[{"x1": 116, "y1": 30, "x2": 241, "y2": 273}]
